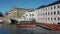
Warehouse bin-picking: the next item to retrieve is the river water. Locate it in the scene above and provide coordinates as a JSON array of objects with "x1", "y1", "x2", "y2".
[{"x1": 0, "y1": 24, "x2": 60, "y2": 34}]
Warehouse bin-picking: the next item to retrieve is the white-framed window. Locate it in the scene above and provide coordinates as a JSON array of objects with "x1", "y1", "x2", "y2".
[
  {"x1": 54, "y1": 18, "x2": 56, "y2": 20},
  {"x1": 51, "y1": 7, "x2": 53, "y2": 10},
  {"x1": 43, "y1": 13, "x2": 44, "y2": 15},
  {"x1": 32, "y1": 14, "x2": 34, "y2": 16},
  {"x1": 46, "y1": 8, "x2": 47, "y2": 10},
  {"x1": 46, "y1": 13, "x2": 47, "y2": 15},
  {"x1": 58, "y1": 18, "x2": 60, "y2": 20},
  {"x1": 29, "y1": 14, "x2": 31, "y2": 16},
  {"x1": 46, "y1": 18, "x2": 47, "y2": 20},
  {"x1": 54, "y1": 11, "x2": 56, "y2": 15},
  {"x1": 57, "y1": 11, "x2": 60, "y2": 15},
  {"x1": 51, "y1": 17, "x2": 52, "y2": 20},
  {"x1": 26, "y1": 14, "x2": 28, "y2": 16},
  {"x1": 51, "y1": 12, "x2": 52, "y2": 15},
  {"x1": 48, "y1": 18, "x2": 50, "y2": 20},
  {"x1": 57, "y1": 5, "x2": 60, "y2": 8},
  {"x1": 54, "y1": 6, "x2": 56, "y2": 9},
  {"x1": 48, "y1": 12, "x2": 49, "y2": 15}
]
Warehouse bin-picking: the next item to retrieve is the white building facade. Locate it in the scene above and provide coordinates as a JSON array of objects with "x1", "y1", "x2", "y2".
[
  {"x1": 23, "y1": 11, "x2": 36, "y2": 21},
  {"x1": 35, "y1": 1, "x2": 60, "y2": 25}
]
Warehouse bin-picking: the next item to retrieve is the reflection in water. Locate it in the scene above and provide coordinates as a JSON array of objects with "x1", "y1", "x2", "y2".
[
  {"x1": 0, "y1": 24, "x2": 34, "y2": 34},
  {"x1": 17, "y1": 27, "x2": 34, "y2": 34},
  {"x1": 0, "y1": 24, "x2": 47, "y2": 34},
  {"x1": 0, "y1": 24, "x2": 60, "y2": 34},
  {"x1": 0, "y1": 24, "x2": 9, "y2": 34}
]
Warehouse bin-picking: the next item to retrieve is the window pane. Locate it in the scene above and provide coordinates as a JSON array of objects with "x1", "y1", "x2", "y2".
[
  {"x1": 32, "y1": 14, "x2": 34, "y2": 16},
  {"x1": 43, "y1": 13, "x2": 44, "y2": 15},
  {"x1": 30, "y1": 14, "x2": 31, "y2": 16},
  {"x1": 46, "y1": 13, "x2": 47, "y2": 15},
  {"x1": 57, "y1": 11, "x2": 59, "y2": 14},
  {"x1": 26, "y1": 14, "x2": 28, "y2": 16},
  {"x1": 54, "y1": 6, "x2": 56, "y2": 9},
  {"x1": 54, "y1": 18, "x2": 56, "y2": 20},
  {"x1": 48, "y1": 12, "x2": 49, "y2": 15},
  {"x1": 46, "y1": 8, "x2": 47, "y2": 10},
  {"x1": 51, "y1": 12, "x2": 52, "y2": 15},
  {"x1": 57, "y1": 5, "x2": 60, "y2": 8},
  {"x1": 51, "y1": 7, "x2": 52, "y2": 9},
  {"x1": 54, "y1": 11, "x2": 56, "y2": 15},
  {"x1": 48, "y1": 18, "x2": 50, "y2": 20},
  {"x1": 58, "y1": 18, "x2": 60, "y2": 20},
  {"x1": 51, "y1": 18, "x2": 52, "y2": 20}
]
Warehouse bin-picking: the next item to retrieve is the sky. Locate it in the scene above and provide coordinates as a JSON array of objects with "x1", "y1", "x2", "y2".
[{"x1": 0, "y1": 0, "x2": 58, "y2": 13}]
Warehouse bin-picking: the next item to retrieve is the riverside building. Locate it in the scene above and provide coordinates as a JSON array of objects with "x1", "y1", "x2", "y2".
[{"x1": 35, "y1": 0, "x2": 60, "y2": 25}]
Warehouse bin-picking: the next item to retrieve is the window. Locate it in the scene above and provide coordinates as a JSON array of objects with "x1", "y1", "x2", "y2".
[
  {"x1": 57, "y1": 11, "x2": 60, "y2": 14},
  {"x1": 51, "y1": 7, "x2": 52, "y2": 10},
  {"x1": 46, "y1": 18, "x2": 47, "y2": 20},
  {"x1": 32, "y1": 14, "x2": 34, "y2": 16},
  {"x1": 51, "y1": 12, "x2": 52, "y2": 15},
  {"x1": 48, "y1": 18, "x2": 50, "y2": 20},
  {"x1": 54, "y1": 6, "x2": 56, "y2": 9},
  {"x1": 57, "y1": 5, "x2": 60, "y2": 8},
  {"x1": 26, "y1": 14, "x2": 28, "y2": 16},
  {"x1": 54, "y1": 11, "x2": 56, "y2": 15},
  {"x1": 48, "y1": 12, "x2": 49, "y2": 15},
  {"x1": 30, "y1": 14, "x2": 31, "y2": 16},
  {"x1": 58, "y1": 22, "x2": 60, "y2": 25},
  {"x1": 46, "y1": 13, "x2": 47, "y2": 15},
  {"x1": 43, "y1": 13, "x2": 44, "y2": 15},
  {"x1": 58, "y1": 18, "x2": 60, "y2": 20},
  {"x1": 46, "y1": 8, "x2": 47, "y2": 10},
  {"x1": 51, "y1": 18, "x2": 52, "y2": 20},
  {"x1": 54, "y1": 18, "x2": 56, "y2": 20}
]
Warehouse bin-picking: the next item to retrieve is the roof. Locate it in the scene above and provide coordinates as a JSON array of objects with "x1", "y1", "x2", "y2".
[
  {"x1": 8, "y1": 7, "x2": 35, "y2": 12},
  {"x1": 37, "y1": 5, "x2": 46, "y2": 9},
  {"x1": 37, "y1": 0, "x2": 60, "y2": 9},
  {"x1": 48, "y1": 0, "x2": 60, "y2": 6}
]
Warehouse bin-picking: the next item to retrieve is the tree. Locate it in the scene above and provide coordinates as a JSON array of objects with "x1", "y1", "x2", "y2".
[{"x1": 0, "y1": 12, "x2": 3, "y2": 17}]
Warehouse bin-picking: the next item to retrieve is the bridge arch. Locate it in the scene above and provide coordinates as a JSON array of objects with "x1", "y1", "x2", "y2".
[{"x1": 10, "y1": 19, "x2": 18, "y2": 24}]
